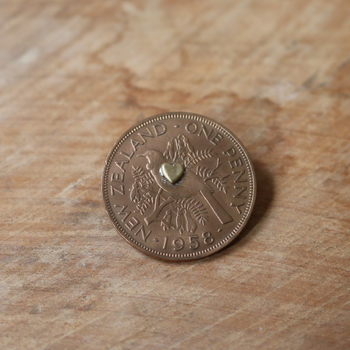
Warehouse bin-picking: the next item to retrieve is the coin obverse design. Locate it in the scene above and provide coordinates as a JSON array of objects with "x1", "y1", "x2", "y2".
[{"x1": 102, "y1": 113, "x2": 256, "y2": 261}]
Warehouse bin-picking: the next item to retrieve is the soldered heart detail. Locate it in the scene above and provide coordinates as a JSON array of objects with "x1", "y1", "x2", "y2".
[{"x1": 160, "y1": 162, "x2": 185, "y2": 184}]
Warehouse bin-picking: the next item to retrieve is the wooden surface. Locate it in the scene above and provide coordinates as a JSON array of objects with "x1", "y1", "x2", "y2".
[{"x1": 1, "y1": 1, "x2": 350, "y2": 349}]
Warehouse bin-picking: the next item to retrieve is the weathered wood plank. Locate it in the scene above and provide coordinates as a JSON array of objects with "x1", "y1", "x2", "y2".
[{"x1": 0, "y1": 0, "x2": 349, "y2": 349}]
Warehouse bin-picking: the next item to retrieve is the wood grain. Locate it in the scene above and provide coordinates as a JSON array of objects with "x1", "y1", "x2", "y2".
[{"x1": 0, "y1": 0, "x2": 349, "y2": 349}]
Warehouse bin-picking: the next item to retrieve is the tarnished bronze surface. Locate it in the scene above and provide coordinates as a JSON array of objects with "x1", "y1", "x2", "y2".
[{"x1": 102, "y1": 113, "x2": 256, "y2": 261}]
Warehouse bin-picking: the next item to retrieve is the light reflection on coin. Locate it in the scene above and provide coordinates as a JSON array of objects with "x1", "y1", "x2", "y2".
[{"x1": 102, "y1": 112, "x2": 256, "y2": 261}]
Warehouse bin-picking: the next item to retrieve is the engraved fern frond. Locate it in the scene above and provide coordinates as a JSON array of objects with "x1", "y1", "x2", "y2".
[
  {"x1": 131, "y1": 166, "x2": 155, "y2": 214},
  {"x1": 131, "y1": 165, "x2": 144, "y2": 179},
  {"x1": 135, "y1": 192, "x2": 154, "y2": 215},
  {"x1": 211, "y1": 175, "x2": 229, "y2": 193},
  {"x1": 195, "y1": 165, "x2": 213, "y2": 180},
  {"x1": 131, "y1": 165, "x2": 153, "y2": 188},
  {"x1": 186, "y1": 149, "x2": 214, "y2": 166},
  {"x1": 196, "y1": 159, "x2": 229, "y2": 193}
]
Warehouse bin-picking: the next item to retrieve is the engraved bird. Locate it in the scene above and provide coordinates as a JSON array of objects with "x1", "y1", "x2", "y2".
[{"x1": 138, "y1": 150, "x2": 233, "y2": 225}]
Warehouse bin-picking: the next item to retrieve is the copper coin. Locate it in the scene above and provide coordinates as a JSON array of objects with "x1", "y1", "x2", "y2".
[{"x1": 102, "y1": 112, "x2": 256, "y2": 261}]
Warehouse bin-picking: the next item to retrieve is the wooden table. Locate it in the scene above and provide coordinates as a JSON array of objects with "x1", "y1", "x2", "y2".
[{"x1": 1, "y1": 1, "x2": 349, "y2": 349}]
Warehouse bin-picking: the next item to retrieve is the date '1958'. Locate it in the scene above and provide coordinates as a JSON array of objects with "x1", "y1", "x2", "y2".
[{"x1": 161, "y1": 231, "x2": 215, "y2": 251}]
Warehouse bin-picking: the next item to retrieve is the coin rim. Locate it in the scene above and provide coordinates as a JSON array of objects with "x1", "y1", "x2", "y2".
[{"x1": 102, "y1": 112, "x2": 257, "y2": 261}]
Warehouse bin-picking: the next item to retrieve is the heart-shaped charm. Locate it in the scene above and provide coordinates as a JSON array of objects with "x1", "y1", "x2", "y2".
[{"x1": 160, "y1": 162, "x2": 185, "y2": 184}]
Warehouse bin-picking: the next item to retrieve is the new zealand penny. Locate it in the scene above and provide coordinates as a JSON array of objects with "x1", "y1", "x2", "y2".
[{"x1": 102, "y1": 112, "x2": 256, "y2": 261}]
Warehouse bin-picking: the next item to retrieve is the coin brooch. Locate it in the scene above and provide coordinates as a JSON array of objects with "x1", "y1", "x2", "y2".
[{"x1": 102, "y1": 112, "x2": 256, "y2": 261}]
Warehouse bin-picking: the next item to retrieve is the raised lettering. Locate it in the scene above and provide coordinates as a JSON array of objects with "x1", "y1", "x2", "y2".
[
  {"x1": 114, "y1": 204, "x2": 131, "y2": 222},
  {"x1": 137, "y1": 127, "x2": 154, "y2": 142},
  {"x1": 130, "y1": 138, "x2": 144, "y2": 152},
  {"x1": 162, "y1": 236, "x2": 168, "y2": 249},
  {"x1": 110, "y1": 184, "x2": 125, "y2": 195},
  {"x1": 198, "y1": 124, "x2": 214, "y2": 140},
  {"x1": 233, "y1": 186, "x2": 247, "y2": 199},
  {"x1": 185, "y1": 122, "x2": 198, "y2": 134},
  {"x1": 134, "y1": 225, "x2": 152, "y2": 242},
  {"x1": 202, "y1": 231, "x2": 215, "y2": 245},
  {"x1": 172, "y1": 237, "x2": 185, "y2": 251},
  {"x1": 125, "y1": 216, "x2": 140, "y2": 231},
  {"x1": 120, "y1": 150, "x2": 133, "y2": 160},
  {"x1": 115, "y1": 160, "x2": 128, "y2": 172},
  {"x1": 111, "y1": 173, "x2": 124, "y2": 182},
  {"x1": 223, "y1": 147, "x2": 237, "y2": 157},
  {"x1": 233, "y1": 169, "x2": 247, "y2": 183},
  {"x1": 229, "y1": 157, "x2": 243, "y2": 168},
  {"x1": 210, "y1": 132, "x2": 223, "y2": 145},
  {"x1": 231, "y1": 202, "x2": 245, "y2": 214},
  {"x1": 153, "y1": 123, "x2": 167, "y2": 136}
]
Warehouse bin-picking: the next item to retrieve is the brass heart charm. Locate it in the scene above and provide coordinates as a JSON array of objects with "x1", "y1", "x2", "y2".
[{"x1": 160, "y1": 162, "x2": 185, "y2": 184}]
